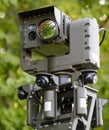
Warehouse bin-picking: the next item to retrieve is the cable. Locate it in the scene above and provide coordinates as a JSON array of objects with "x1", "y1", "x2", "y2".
[
  {"x1": 32, "y1": 80, "x2": 43, "y2": 105},
  {"x1": 99, "y1": 28, "x2": 107, "y2": 46}
]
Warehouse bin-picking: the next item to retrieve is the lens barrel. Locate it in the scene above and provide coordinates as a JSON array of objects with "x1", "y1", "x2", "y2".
[{"x1": 38, "y1": 20, "x2": 56, "y2": 40}]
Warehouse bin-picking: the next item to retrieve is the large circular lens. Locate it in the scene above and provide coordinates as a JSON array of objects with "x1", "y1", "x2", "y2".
[{"x1": 38, "y1": 20, "x2": 56, "y2": 40}]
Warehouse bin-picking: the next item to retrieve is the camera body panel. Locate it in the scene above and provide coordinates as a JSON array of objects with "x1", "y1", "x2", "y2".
[{"x1": 48, "y1": 18, "x2": 100, "y2": 73}]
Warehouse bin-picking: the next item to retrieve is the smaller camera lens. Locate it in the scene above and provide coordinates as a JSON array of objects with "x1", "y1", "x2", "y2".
[
  {"x1": 18, "y1": 87, "x2": 28, "y2": 100},
  {"x1": 28, "y1": 31, "x2": 36, "y2": 41},
  {"x1": 36, "y1": 75, "x2": 49, "y2": 88}
]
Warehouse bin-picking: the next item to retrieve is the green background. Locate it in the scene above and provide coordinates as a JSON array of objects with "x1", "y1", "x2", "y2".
[{"x1": 0, "y1": 0, "x2": 109, "y2": 130}]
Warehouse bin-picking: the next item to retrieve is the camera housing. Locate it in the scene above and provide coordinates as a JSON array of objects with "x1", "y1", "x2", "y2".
[
  {"x1": 18, "y1": 6, "x2": 71, "y2": 57},
  {"x1": 18, "y1": 6, "x2": 100, "y2": 76},
  {"x1": 17, "y1": 6, "x2": 108, "y2": 130}
]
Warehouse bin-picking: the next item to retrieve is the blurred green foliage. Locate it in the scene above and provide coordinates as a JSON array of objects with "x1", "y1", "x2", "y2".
[{"x1": 0, "y1": 0, "x2": 109, "y2": 130}]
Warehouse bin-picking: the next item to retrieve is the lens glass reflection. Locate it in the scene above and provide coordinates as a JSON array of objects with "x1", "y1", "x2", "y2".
[{"x1": 38, "y1": 20, "x2": 56, "y2": 40}]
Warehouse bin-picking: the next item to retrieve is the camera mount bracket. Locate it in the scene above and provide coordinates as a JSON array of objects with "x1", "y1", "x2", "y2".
[{"x1": 18, "y1": 72, "x2": 107, "y2": 130}]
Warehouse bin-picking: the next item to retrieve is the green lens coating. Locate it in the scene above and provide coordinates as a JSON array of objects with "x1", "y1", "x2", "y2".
[{"x1": 38, "y1": 20, "x2": 56, "y2": 40}]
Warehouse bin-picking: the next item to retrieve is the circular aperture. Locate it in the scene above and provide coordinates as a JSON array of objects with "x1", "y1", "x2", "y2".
[
  {"x1": 38, "y1": 20, "x2": 56, "y2": 40},
  {"x1": 28, "y1": 31, "x2": 36, "y2": 41}
]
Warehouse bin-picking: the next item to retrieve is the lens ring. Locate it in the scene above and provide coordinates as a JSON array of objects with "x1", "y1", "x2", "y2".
[{"x1": 37, "y1": 19, "x2": 57, "y2": 40}]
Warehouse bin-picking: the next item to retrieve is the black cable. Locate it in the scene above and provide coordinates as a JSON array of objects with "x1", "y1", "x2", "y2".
[
  {"x1": 32, "y1": 80, "x2": 43, "y2": 105},
  {"x1": 99, "y1": 28, "x2": 107, "y2": 46}
]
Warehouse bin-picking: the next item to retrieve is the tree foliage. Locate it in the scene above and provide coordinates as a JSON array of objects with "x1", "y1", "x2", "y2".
[{"x1": 0, "y1": 0, "x2": 109, "y2": 130}]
